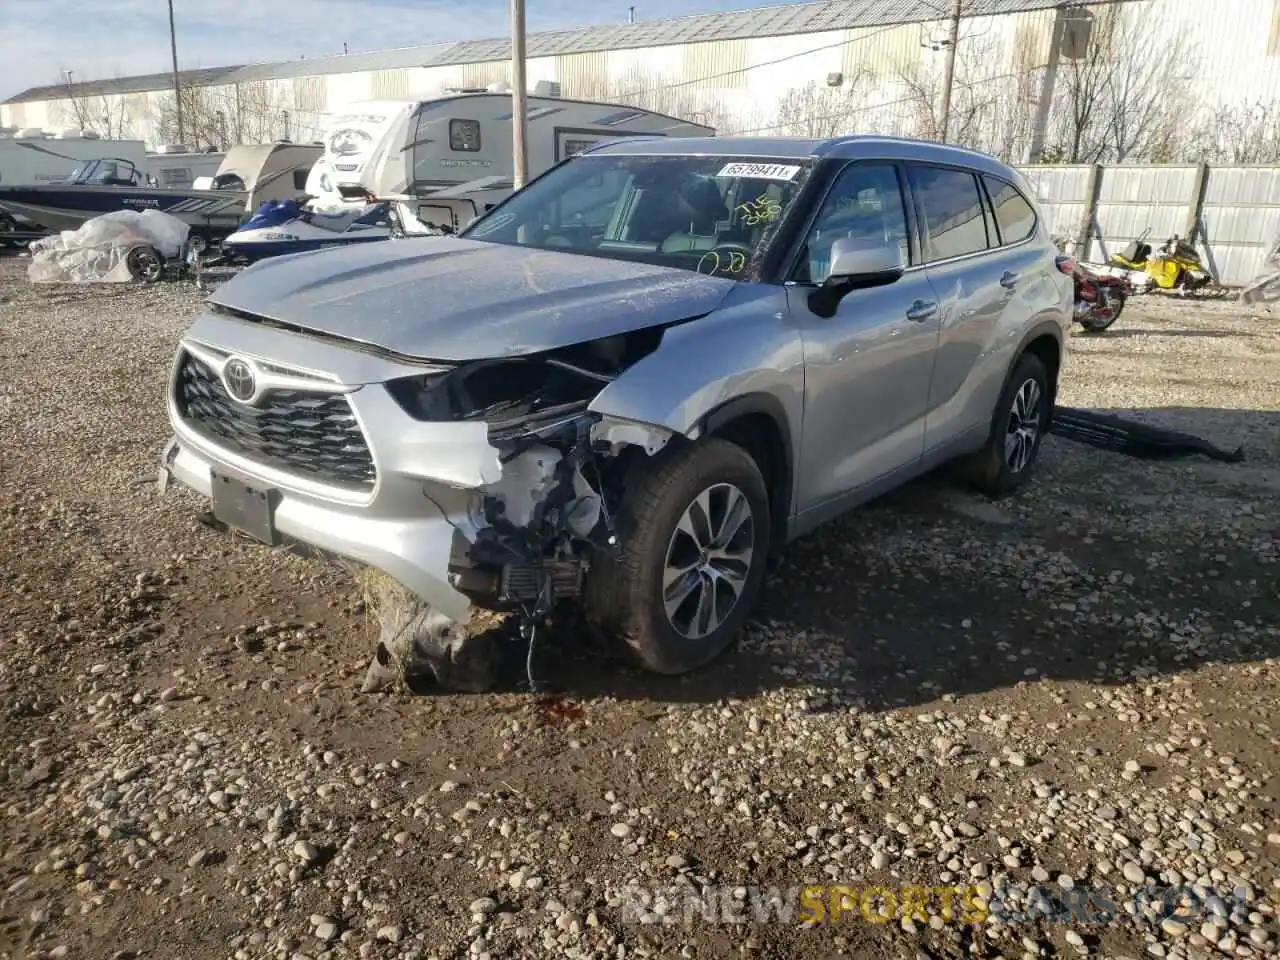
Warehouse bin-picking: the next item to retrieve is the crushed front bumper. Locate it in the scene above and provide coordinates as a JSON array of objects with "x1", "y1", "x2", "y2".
[{"x1": 158, "y1": 431, "x2": 478, "y2": 622}]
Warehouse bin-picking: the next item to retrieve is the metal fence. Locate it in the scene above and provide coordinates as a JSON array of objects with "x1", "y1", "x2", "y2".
[{"x1": 1014, "y1": 163, "x2": 1280, "y2": 287}]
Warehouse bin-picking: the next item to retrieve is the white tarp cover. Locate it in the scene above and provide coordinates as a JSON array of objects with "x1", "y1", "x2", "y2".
[
  {"x1": 1239, "y1": 233, "x2": 1280, "y2": 304},
  {"x1": 27, "y1": 209, "x2": 189, "y2": 283}
]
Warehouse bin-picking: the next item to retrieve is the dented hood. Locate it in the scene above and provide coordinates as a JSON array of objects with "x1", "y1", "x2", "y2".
[{"x1": 209, "y1": 236, "x2": 737, "y2": 361}]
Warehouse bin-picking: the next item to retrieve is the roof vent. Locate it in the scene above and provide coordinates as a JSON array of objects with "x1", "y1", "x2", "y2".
[
  {"x1": 154, "y1": 143, "x2": 190, "y2": 154},
  {"x1": 826, "y1": 72, "x2": 844, "y2": 87},
  {"x1": 533, "y1": 80, "x2": 561, "y2": 97},
  {"x1": 15, "y1": 128, "x2": 49, "y2": 139}
]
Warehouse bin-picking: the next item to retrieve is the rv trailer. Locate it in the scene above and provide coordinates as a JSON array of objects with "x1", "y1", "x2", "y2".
[{"x1": 329, "y1": 92, "x2": 715, "y2": 234}]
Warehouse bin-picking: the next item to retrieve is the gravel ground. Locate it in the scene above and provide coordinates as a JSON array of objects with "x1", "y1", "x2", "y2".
[{"x1": 0, "y1": 256, "x2": 1277, "y2": 960}]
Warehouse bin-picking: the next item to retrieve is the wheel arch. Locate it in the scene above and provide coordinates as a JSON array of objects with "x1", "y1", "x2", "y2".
[
  {"x1": 692, "y1": 392, "x2": 795, "y2": 553},
  {"x1": 1012, "y1": 320, "x2": 1064, "y2": 411}
]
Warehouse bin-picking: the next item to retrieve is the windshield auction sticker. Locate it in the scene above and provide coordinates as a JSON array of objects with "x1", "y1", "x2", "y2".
[{"x1": 716, "y1": 162, "x2": 801, "y2": 180}]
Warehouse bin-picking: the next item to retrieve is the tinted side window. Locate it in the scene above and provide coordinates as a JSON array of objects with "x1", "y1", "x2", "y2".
[
  {"x1": 792, "y1": 163, "x2": 909, "y2": 284},
  {"x1": 983, "y1": 175, "x2": 1037, "y2": 245},
  {"x1": 909, "y1": 166, "x2": 989, "y2": 262}
]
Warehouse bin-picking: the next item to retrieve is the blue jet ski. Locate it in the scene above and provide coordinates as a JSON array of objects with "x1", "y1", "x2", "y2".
[{"x1": 222, "y1": 197, "x2": 393, "y2": 263}]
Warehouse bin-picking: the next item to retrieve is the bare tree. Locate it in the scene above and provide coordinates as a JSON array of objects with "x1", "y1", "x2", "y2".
[
  {"x1": 1046, "y1": 6, "x2": 1198, "y2": 163},
  {"x1": 564, "y1": 66, "x2": 737, "y2": 134},
  {"x1": 1186, "y1": 101, "x2": 1280, "y2": 164},
  {"x1": 770, "y1": 71, "x2": 874, "y2": 138},
  {"x1": 895, "y1": 33, "x2": 1035, "y2": 160},
  {"x1": 152, "y1": 81, "x2": 291, "y2": 149},
  {"x1": 54, "y1": 82, "x2": 133, "y2": 139}
]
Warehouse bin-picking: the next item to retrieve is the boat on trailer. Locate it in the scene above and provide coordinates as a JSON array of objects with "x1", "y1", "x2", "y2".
[{"x1": 0, "y1": 142, "x2": 320, "y2": 243}]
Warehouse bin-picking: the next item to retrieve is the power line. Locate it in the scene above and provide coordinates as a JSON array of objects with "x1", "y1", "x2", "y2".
[
  {"x1": 617, "y1": 21, "x2": 907, "y2": 100},
  {"x1": 729, "y1": 64, "x2": 1045, "y2": 136}
]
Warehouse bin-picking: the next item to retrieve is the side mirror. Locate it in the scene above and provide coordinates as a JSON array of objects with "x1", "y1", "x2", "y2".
[{"x1": 808, "y1": 237, "x2": 905, "y2": 318}]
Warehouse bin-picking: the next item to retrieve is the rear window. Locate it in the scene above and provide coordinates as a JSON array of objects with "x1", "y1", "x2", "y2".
[
  {"x1": 450, "y1": 119, "x2": 481, "y2": 152},
  {"x1": 983, "y1": 176, "x2": 1037, "y2": 245},
  {"x1": 909, "y1": 166, "x2": 989, "y2": 262}
]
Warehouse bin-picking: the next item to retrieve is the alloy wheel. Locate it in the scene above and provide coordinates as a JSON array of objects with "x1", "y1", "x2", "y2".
[
  {"x1": 1005, "y1": 378, "x2": 1042, "y2": 473},
  {"x1": 662, "y1": 482, "x2": 756, "y2": 640}
]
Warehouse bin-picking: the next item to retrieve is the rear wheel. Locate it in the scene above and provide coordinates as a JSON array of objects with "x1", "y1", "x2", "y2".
[
  {"x1": 1080, "y1": 288, "x2": 1125, "y2": 332},
  {"x1": 957, "y1": 351, "x2": 1052, "y2": 497},
  {"x1": 584, "y1": 438, "x2": 770, "y2": 675}
]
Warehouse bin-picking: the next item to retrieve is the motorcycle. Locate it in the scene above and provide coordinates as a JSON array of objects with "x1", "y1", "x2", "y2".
[
  {"x1": 1072, "y1": 259, "x2": 1130, "y2": 332},
  {"x1": 1108, "y1": 227, "x2": 1212, "y2": 292},
  {"x1": 1054, "y1": 240, "x2": 1131, "y2": 333}
]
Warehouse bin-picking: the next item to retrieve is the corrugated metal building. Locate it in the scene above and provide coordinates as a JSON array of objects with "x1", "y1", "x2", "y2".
[{"x1": 2, "y1": 0, "x2": 1277, "y2": 159}]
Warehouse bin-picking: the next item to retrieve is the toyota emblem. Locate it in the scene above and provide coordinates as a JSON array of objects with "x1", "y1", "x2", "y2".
[{"x1": 222, "y1": 358, "x2": 256, "y2": 403}]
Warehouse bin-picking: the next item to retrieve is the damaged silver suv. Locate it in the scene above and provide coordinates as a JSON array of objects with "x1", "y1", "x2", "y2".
[{"x1": 159, "y1": 135, "x2": 1071, "y2": 684}]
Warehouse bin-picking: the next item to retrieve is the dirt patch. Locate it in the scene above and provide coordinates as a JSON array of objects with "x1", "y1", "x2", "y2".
[{"x1": 0, "y1": 258, "x2": 1277, "y2": 960}]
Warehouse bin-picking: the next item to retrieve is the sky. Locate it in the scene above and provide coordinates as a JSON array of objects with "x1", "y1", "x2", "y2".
[{"x1": 0, "y1": 0, "x2": 803, "y2": 101}]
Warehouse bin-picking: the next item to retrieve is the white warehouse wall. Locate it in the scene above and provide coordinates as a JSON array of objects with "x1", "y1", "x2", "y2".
[{"x1": 4, "y1": 0, "x2": 1279, "y2": 155}]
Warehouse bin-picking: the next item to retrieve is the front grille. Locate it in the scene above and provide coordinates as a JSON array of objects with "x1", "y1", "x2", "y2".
[{"x1": 175, "y1": 351, "x2": 376, "y2": 492}]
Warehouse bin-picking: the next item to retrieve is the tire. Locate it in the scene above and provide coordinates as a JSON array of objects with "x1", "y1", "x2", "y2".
[
  {"x1": 1080, "y1": 290, "x2": 1125, "y2": 332},
  {"x1": 126, "y1": 245, "x2": 163, "y2": 283},
  {"x1": 957, "y1": 351, "x2": 1052, "y2": 497},
  {"x1": 583, "y1": 437, "x2": 771, "y2": 675}
]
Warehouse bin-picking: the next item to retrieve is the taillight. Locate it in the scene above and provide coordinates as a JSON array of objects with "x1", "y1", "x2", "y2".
[{"x1": 1055, "y1": 255, "x2": 1077, "y2": 275}]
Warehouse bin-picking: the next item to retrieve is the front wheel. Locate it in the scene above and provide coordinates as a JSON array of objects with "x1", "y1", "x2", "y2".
[
  {"x1": 956, "y1": 351, "x2": 1052, "y2": 497},
  {"x1": 583, "y1": 438, "x2": 771, "y2": 675}
]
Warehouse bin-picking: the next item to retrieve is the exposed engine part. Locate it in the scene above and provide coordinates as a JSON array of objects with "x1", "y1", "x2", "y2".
[
  {"x1": 499, "y1": 559, "x2": 584, "y2": 603},
  {"x1": 483, "y1": 445, "x2": 563, "y2": 527},
  {"x1": 358, "y1": 333, "x2": 669, "y2": 694}
]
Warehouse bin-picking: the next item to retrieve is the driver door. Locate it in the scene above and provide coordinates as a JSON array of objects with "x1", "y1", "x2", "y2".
[{"x1": 785, "y1": 161, "x2": 942, "y2": 517}]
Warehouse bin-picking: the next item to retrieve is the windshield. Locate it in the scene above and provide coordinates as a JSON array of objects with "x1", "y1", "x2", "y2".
[
  {"x1": 70, "y1": 159, "x2": 139, "y2": 185},
  {"x1": 463, "y1": 154, "x2": 810, "y2": 278}
]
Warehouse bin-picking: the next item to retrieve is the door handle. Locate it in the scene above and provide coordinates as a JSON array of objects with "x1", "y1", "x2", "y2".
[
  {"x1": 1000, "y1": 271, "x2": 1019, "y2": 289},
  {"x1": 906, "y1": 299, "x2": 938, "y2": 322}
]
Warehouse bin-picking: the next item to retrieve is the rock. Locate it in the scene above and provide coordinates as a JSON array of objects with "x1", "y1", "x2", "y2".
[
  {"x1": 609, "y1": 823, "x2": 632, "y2": 838},
  {"x1": 1161, "y1": 917, "x2": 1187, "y2": 937},
  {"x1": 470, "y1": 897, "x2": 498, "y2": 916},
  {"x1": 872, "y1": 851, "x2": 891, "y2": 869},
  {"x1": 292, "y1": 841, "x2": 320, "y2": 864},
  {"x1": 375, "y1": 925, "x2": 405, "y2": 943},
  {"x1": 315, "y1": 922, "x2": 339, "y2": 942},
  {"x1": 1121, "y1": 861, "x2": 1146, "y2": 884}
]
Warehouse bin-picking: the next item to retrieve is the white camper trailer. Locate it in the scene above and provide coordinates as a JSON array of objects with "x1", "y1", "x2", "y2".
[
  {"x1": 0, "y1": 130, "x2": 149, "y2": 186},
  {"x1": 144, "y1": 145, "x2": 226, "y2": 189},
  {"x1": 317, "y1": 92, "x2": 715, "y2": 234}
]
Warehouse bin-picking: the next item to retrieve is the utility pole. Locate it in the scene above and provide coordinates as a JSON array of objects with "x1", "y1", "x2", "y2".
[
  {"x1": 511, "y1": 0, "x2": 528, "y2": 189},
  {"x1": 1026, "y1": 3, "x2": 1068, "y2": 163},
  {"x1": 167, "y1": 0, "x2": 185, "y2": 145},
  {"x1": 937, "y1": 0, "x2": 963, "y2": 142}
]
